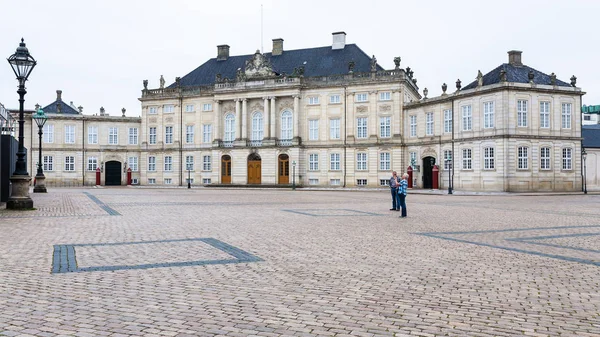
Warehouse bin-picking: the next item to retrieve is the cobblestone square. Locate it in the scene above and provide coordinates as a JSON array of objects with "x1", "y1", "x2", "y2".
[{"x1": 1, "y1": 188, "x2": 599, "y2": 336}]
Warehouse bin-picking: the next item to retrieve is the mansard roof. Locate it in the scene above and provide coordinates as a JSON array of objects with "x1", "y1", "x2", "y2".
[
  {"x1": 42, "y1": 99, "x2": 79, "y2": 115},
  {"x1": 583, "y1": 124, "x2": 600, "y2": 148},
  {"x1": 170, "y1": 44, "x2": 383, "y2": 88},
  {"x1": 462, "y1": 63, "x2": 571, "y2": 90}
]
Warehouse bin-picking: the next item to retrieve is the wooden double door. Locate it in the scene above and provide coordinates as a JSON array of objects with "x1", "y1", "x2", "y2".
[
  {"x1": 247, "y1": 153, "x2": 261, "y2": 184},
  {"x1": 278, "y1": 154, "x2": 289, "y2": 184}
]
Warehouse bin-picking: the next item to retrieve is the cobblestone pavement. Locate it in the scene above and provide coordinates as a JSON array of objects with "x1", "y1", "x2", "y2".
[{"x1": 1, "y1": 187, "x2": 599, "y2": 337}]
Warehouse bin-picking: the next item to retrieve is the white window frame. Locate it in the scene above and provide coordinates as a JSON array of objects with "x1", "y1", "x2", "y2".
[
  {"x1": 410, "y1": 115, "x2": 417, "y2": 137},
  {"x1": 185, "y1": 155, "x2": 194, "y2": 171},
  {"x1": 281, "y1": 110, "x2": 293, "y2": 140},
  {"x1": 561, "y1": 103, "x2": 572, "y2": 129},
  {"x1": 252, "y1": 112, "x2": 264, "y2": 141},
  {"x1": 562, "y1": 148, "x2": 572, "y2": 170},
  {"x1": 186, "y1": 125, "x2": 194, "y2": 144},
  {"x1": 148, "y1": 178, "x2": 156, "y2": 184},
  {"x1": 185, "y1": 104, "x2": 194, "y2": 113},
  {"x1": 357, "y1": 117, "x2": 368, "y2": 139},
  {"x1": 462, "y1": 105, "x2": 472, "y2": 131},
  {"x1": 65, "y1": 125, "x2": 75, "y2": 144},
  {"x1": 329, "y1": 95, "x2": 341, "y2": 104},
  {"x1": 443, "y1": 150, "x2": 452, "y2": 170},
  {"x1": 483, "y1": 102, "x2": 494, "y2": 129},
  {"x1": 517, "y1": 100, "x2": 528, "y2": 127},
  {"x1": 356, "y1": 153, "x2": 368, "y2": 171},
  {"x1": 164, "y1": 178, "x2": 172, "y2": 185},
  {"x1": 43, "y1": 155, "x2": 53, "y2": 171},
  {"x1": 540, "y1": 102, "x2": 550, "y2": 128},
  {"x1": 203, "y1": 155, "x2": 211, "y2": 171},
  {"x1": 164, "y1": 156, "x2": 173, "y2": 171},
  {"x1": 87, "y1": 125, "x2": 98, "y2": 144},
  {"x1": 379, "y1": 92, "x2": 391, "y2": 101},
  {"x1": 540, "y1": 147, "x2": 551, "y2": 170},
  {"x1": 356, "y1": 179, "x2": 367, "y2": 186},
  {"x1": 43, "y1": 124, "x2": 54, "y2": 143},
  {"x1": 425, "y1": 112, "x2": 434, "y2": 136},
  {"x1": 462, "y1": 149, "x2": 472, "y2": 170},
  {"x1": 379, "y1": 152, "x2": 390, "y2": 171},
  {"x1": 203, "y1": 103, "x2": 212, "y2": 112},
  {"x1": 483, "y1": 147, "x2": 494, "y2": 170},
  {"x1": 444, "y1": 109, "x2": 452, "y2": 133},
  {"x1": 128, "y1": 156, "x2": 138, "y2": 172},
  {"x1": 163, "y1": 105, "x2": 174, "y2": 113},
  {"x1": 128, "y1": 127, "x2": 138, "y2": 145},
  {"x1": 309, "y1": 120, "x2": 319, "y2": 141},
  {"x1": 330, "y1": 118, "x2": 340, "y2": 140},
  {"x1": 165, "y1": 126, "x2": 173, "y2": 144},
  {"x1": 108, "y1": 127, "x2": 118, "y2": 145},
  {"x1": 309, "y1": 153, "x2": 319, "y2": 171},
  {"x1": 380, "y1": 116, "x2": 391, "y2": 138},
  {"x1": 65, "y1": 156, "x2": 75, "y2": 171},
  {"x1": 203, "y1": 124, "x2": 212, "y2": 143},
  {"x1": 148, "y1": 107, "x2": 157, "y2": 114},
  {"x1": 330, "y1": 153, "x2": 340, "y2": 171},
  {"x1": 224, "y1": 113, "x2": 236, "y2": 141},
  {"x1": 148, "y1": 156, "x2": 156, "y2": 172},
  {"x1": 87, "y1": 157, "x2": 97, "y2": 171},
  {"x1": 308, "y1": 96, "x2": 320, "y2": 105},
  {"x1": 149, "y1": 127, "x2": 157, "y2": 145},
  {"x1": 356, "y1": 93, "x2": 368, "y2": 102},
  {"x1": 518, "y1": 146, "x2": 528, "y2": 169}
]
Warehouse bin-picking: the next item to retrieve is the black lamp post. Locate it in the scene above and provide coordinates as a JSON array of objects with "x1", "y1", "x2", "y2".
[
  {"x1": 582, "y1": 148, "x2": 587, "y2": 195},
  {"x1": 7, "y1": 38, "x2": 37, "y2": 209},
  {"x1": 292, "y1": 160, "x2": 296, "y2": 190},
  {"x1": 445, "y1": 159, "x2": 453, "y2": 195},
  {"x1": 187, "y1": 165, "x2": 191, "y2": 189},
  {"x1": 32, "y1": 108, "x2": 47, "y2": 193}
]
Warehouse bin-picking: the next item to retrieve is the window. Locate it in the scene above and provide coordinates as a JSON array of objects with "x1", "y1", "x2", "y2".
[
  {"x1": 356, "y1": 179, "x2": 367, "y2": 186},
  {"x1": 462, "y1": 105, "x2": 472, "y2": 131},
  {"x1": 164, "y1": 156, "x2": 173, "y2": 171},
  {"x1": 149, "y1": 127, "x2": 157, "y2": 144},
  {"x1": 65, "y1": 125, "x2": 75, "y2": 144},
  {"x1": 380, "y1": 116, "x2": 391, "y2": 138},
  {"x1": 43, "y1": 156, "x2": 53, "y2": 171},
  {"x1": 330, "y1": 153, "x2": 340, "y2": 171},
  {"x1": 356, "y1": 153, "x2": 367, "y2": 171},
  {"x1": 252, "y1": 112, "x2": 264, "y2": 141},
  {"x1": 308, "y1": 96, "x2": 319, "y2": 105},
  {"x1": 330, "y1": 118, "x2": 340, "y2": 139},
  {"x1": 309, "y1": 120, "x2": 319, "y2": 140},
  {"x1": 43, "y1": 124, "x2": 54, "y2": 143},
  {"x1": 540, "y1": 102, "x2": 550, "y2": 128},
  {"x1": 483, "y1": 102, "x2": 494, "y2": 128},
  {"x1": 185, "y1": 155, "x2": 194, "y2": 171},
  {"x1": 203, "y1": 103, "x2": 212, "y2": 111},
  {"x1": 380, "y1": 179, "x2": 389, "y2": 186},
  {"x1": 165, "y1": 126, "x2": 173, "y2": 144},
  {"x1": 410, "y1": 152, "x2": 417, "y2": 167},
  {"x1": 357, "y1": 117, "x2": 368, "y2": 139},
  {"x1": 562, "y1": 148, "x2": 572, "y2": 170},
  {"x1": 185, "y1": 104, "x2": 194, "y2": 113},
  {"x1": 483, "y1": 147, "x2": 495, "y2": 169},
  {"x1": 309, "y1": 153, "x2": 319, "y2": 171},
  {"x1": 540, "y1": 147, "x2": 551, "y2": 170},
  {"x1": 444, "y1": 109, "x2": 452, "y2": 133},
  {"x1": 148, "y1": 156, "x2": 156, "y2": 171},
  {"x1": 356, "y1": 93, "x2": 368, "y2": 102},
  {"x1": 87, "y1": 157, "x2": 97, "y2": 171},
  {"x1": 224, "y1": 114, "x2": 235, "y2": 141},
  {"x1": 164, "y1": 178, "x2": 172, "y2": 184},
  {"x1": 128, "y1": 156, "x2": 138, "y2": 171},
  {"x1": 203, "y1": 178, "x2": 211, "y2": 184},
  {"x1": 425, "y1": 112, "x2": 434, "y2": 136},
  {"x1": 309, "y1": 179, "x2": 319, "y2": 185},
  {"x1": 65, "y1": 156, "x2": 75, "y2": 171},
  {"x1": 148, "y1": 107, "x2": 157, "y2": 114},
  {"x1": 410, "y1": 115, "x2": 417, "y2": 137},
  {"x1": 203, "y1": 155, "x2": 211, "y2": 171},
  {"x1": 443, "y1": 150, "x2": 452, "y2": 170},
  {"x1": 379, "y1": 152, "x2": 390, "y2": 171},
  {"x1": 462, "y1": 149, "x2": 472, "y2": 170},
  {"x1": 379, "y1": 92, "x2": 391, "y2": 101},
  {"x1": 518, "y1": 146, "x2": 528, "y2": 169},
  {"x1": 186, "y1": 125, "x2": 194, "y2": 144},
  {"x1": 584, "y1": 115, "x2": 591, "y2": 121},
  {"x1": 517, "y1": 100, "x2": 528, "y2": 127},
  {"x1": 128, "y1": 128, "x2": 138, "y2": 145},
  {"x1": 330, "y1": 179, "x2": 341, "y2": 186},
  {"x1": 562, "y1": 103, "x2": 572, "y2": 129},
  {"x1": 163, "y1": 105, "x2": 174, "y2": 113},
  {"x1": 281, "y1": 110, "x2": 293, "y2": 140},
  {"x1": 109, "y1": 127, "x2": 118, "y2": 145},
  {"x1": 186, "y1": 178, "x2": 194, "y2": 185},
  {"x1": 330, "y1": 95, "x2": 341, "y2": 104},
  {"x1": 88, "y1": 126, "x2": 98, "y2": 144},
  {"x1": 203, "y1": 124, "x2": 212, "y2": 143},
  {"x1": 148, "y1": 178, "x2": 156, "y2": 184}
]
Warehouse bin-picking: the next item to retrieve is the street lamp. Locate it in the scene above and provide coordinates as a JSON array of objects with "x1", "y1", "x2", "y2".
[
  {"x1": 32, "y1": 108, "x2": 47, "y2": 193},
  {"x1": 7, "y1": 38, "x2": 37, "y2": 209},
  {"x1": 187, "y1": 165, "x2": 191, "y2": 189},
  {"x1": 582, "y1": 148, "x2": 587, "y2": 195},
  {"x1": 292, "y1": 160, "x2": 296, "y2": 191},
  {"x1": 445, "y1": 159, "x2": 453, "y2": 195}
]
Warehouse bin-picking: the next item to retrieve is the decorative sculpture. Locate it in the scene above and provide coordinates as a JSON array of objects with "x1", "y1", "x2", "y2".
[
  {"x1": 348, "y1": 60, "x2": 355, "y2": 73},
  {"x1": 442, "y1": 83, "x2": 447, "y2": 94},
  {"x1": 394, "y1": 57, "x2": 401, "y2": 69},
  {"x1": 499, "y1": 69, "x2": 507, "y2": 82},
  {"x1": 370, "y1": 55, "x2": 377, "y2": 72},
  {"x1": 122, "y1": 108, "x2": 126, "y2": 117},
  {"x1": 570, "y1": 75, "x2": 577, "y2": 87},
  {"x1": 550, "y1": 72, "x2": 557, "y2": 85},
  {"x1": 528, "y1": 70, "x2": 534, "y2": 83},
  {"x1": 423, "y1": 88, "x2": 428, "y2": 99},
  {"x1": 456, "y1": 79, "x2": 462, "y2": 91},
  {"x1": 477, "y1": 70, "x2": 483, "y2": 87},
  {"x1": 159, "y1": 75, "x2": 165, "y2": 89},
  {"x1": 143, "y1": 79, "x2": 148, "y2": 90},
  {"x1": 175, "y1": 77, "x2": 181, "y2": 87}
]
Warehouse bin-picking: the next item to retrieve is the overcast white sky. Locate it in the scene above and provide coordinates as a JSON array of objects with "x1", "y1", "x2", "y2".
[{"x1": 1, "y1": 0, "x2": 599, "y2": 117}]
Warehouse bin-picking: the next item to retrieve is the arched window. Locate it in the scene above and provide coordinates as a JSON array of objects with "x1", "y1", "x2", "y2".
[
  {"x1": 224, "y1": 113, "x2": 235, "y2": 141},
  {"x1": 252, "y1": 111, "x2": 264, "y2": 141},
  {"x1": 281, "y1": 110, "x2": 293, "y2": 140}
]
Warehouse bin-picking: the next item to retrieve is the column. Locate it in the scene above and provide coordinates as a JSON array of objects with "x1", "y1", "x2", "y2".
[
  {"x1": 293, "y1": 95, "x2": 300, "y2": 139},
  {"x1": 263, "y1": 97, "x2": 270, "y2": 139},
  {"x1": 214, "y1": 100, "x2": 221, "y2": 140},
  {"x1": 270, "y1": 96, "x2": 276, "y2": 139},
  {"x1": 235, "y1": 99, "x2": 241, "y2": 140},
  {"x1": 370, "y1": 91, "x2": 378, "y2": 139},
  {"x1": 242, "y1": 98, "x2": 248, "y2": 139}
]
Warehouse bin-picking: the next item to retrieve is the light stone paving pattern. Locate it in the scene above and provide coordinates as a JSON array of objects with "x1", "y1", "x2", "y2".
[{"x1": 0, "y1": 187, "x2": 599, "y2": 337}]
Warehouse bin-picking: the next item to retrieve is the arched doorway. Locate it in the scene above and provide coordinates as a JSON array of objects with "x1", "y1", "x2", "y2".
[
  {"x1": 422, "y1": 156, "x2": 436, "y2": 189},
  {"x1": 278, "y1": 154, "x2": 289, "y2": 184},
  {"x1": 221, "y1": 155, "x2": 232, "y2": 184},
  {"x1": 247, "y1": 153, "x2": 261, "y2": 184},
  {"x1": 105, "y1": 161, "x2": 122, "y2": 186}
]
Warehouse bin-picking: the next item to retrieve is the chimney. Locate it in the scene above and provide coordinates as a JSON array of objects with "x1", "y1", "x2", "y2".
[
  {"x1": 332, "y1": 31, "x2": 346, "y2": 50},
  {"x1": 217, "y1": 45, "x2": 230, "y2": 61},
  {"x1": 56, "y1": 90, "x2": 62, "y2": 101},
  {"x1": 272, "y1": 38, "x2": 284, "y2": 56},
  {"x1": 508, "y1": 50, "x2": 522, "y2": 66}
]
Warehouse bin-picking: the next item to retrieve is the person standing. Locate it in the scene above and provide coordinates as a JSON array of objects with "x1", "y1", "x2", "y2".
[
  {"x1": 398, "y1": 173, "x2": 408, "y2": 217},
  {"x1": 389, "y1": 171, "x2": 399, "y2": 211}
]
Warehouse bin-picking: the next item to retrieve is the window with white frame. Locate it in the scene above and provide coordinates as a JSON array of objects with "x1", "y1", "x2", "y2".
[
  {"x1": 410, "y1": 115, "x2": 417, "y2": 137},
  {"x1": 185, "y1": 104, "x2": 194, "y2": 113},
  {"x1": 380, "y1": 179, "x2": 389, "y2": 186},
  {"x1": 330, "y1": 153, "x2": 340, "y2": 171},
  {"x1": 109, "y1": 127, "x2": 118, "y2": 145},
  {"x1": 425, "y1": 112, "x2": 434, "y2": 136},
  {"x1": 309, "y1": 153, "x2": 319, "y2": 171},
  {"x1": 252, "y1": 112, "x2": 264, "y2": 141},
  {"x1": 462, "y1": 149, "x2": 472, "y2": 170},
  {"x1": 88, "y1": 125, "x2": 98, "y2": 144},
  {"x1": 128, "y1": 156, "x2": 138, "y2": 171},
  {"x1": 43, "y1": 124, "x2": 54, "y2": 143},
  {"x1": 128, "y1": 127, "x2": 138, "y2": 145},
  {"x1": 380, "y1": 116, "x2": 391, "y2": 138},
  {"x1": 148, "y1": 178, "x2": 156, "y2": 184},
  {"x1": 43, "y1": 155, "x2": 53, "y2": 171},
  {"x1": 540, "y1": 147, "x2": 551, "y2": 170},
  {"x1": 224, "y1": 113, "x2": 235, "y2": 141},
  {"x1": 65, "y1": 125, "x2": 75, "y2": 144},
  {"x1": 164, "y1": 156, "x2": 173, "y2": 171},
  {"x1": 148, "y1": 156, "x2": 156, "y2": 171},
  {"x1": 164, "y1": 178, "x2": 172, "y2": 184},
  {"x1": 203, "y1": 103, "x2": 212, "y2": 111},
  {"x1": 203, "y1": 124, "x2": 212, "y2": 143},
  {"x1": 356, "y1": 93, "x2": 368, "y2": 102},
  {"x1": 330, "y1": 118, "x2": 340, "y2": 139},
  {"x1": 163, "y1": 105, "x2": 174, "y2": 113},
  {"x1": 87, "y1": 157, "x2": 97, "y2": 171},
  {"x1": 483, "y1": 147, "x2": 495, "y2": 169},
  {"x1": 379, "y1": 92, "x2": 391, "y2": 101},
  {"x1": 517, "y1": 100, "x2": 528, "y2": 127},
  {"x1": 540, "y1": 102, "x2": 550, "y2": 128},
  {"x1": 444, "y1": 109, "x2": 452, "y2": 133},
  {"x1": 357, "y1": 153, "x2": 367, "y2": 170},
  {"x1": 562, "y1": 148, "x2": 572, "y2": 170},
  {"x1": 203, "y1": 178, "x2": 211, "y2": 184},
  {"x1": 561, "y1": 103, "x2": 572, "y2": 129},
  {"x1": 281, "y1": 110, "x2": 293, "y2": 140},
  {"x1": 410, "y1": 152, "x2": 417, "y2": 167},
  {"x1": 357, "y1": 117, "x2": 368, "y2": 139},
  {"x1": 330, "y1": 94, "x2": 341, "y2": 104},
  {"x1": 356, "y1": 179, "x2": 367, "y2": 186},
  {"x1": 483, "y1": 102, "x2": 494, "y2": 128},
  {"x1": 203, "y1": 155, "x2": 211, "y2": 171},
  {"x1": 443, "y1": 150, "x2": 452, "y2": 170},
  {"x1": 379, "y1": 152, "x2": 390, "y2": 171},
  {"x1": 186, "y1": 125, "x2": 194, "y2": 144},
  {"x1": 185, "y1": 155, "x2": 194, "y2": 171},
  {"x1": 308, "y1": 96, "x2": 319, "y2": 105},
  {"x1": 330, "y1": 179, "x2": 341, "y2": 186},
  {"x1": 309, "y1": 120, "x2": 319, "y2": 140},
  {"x1": 518, "y1": 146, "x2": 528, "y2": 169},
  {"x1": 186, "y1": 178, "x2": 194, "y2": 185},
  {"x1": 65, "y1": 156, "x2": 75, "y2": 171},
  {"x1": 148, "y1": 107, "x2": 158, "y2": 114},
  {"x1": 149, "y1": 127, "x2": 157, "y2": 144},
  {"x1": 309, "y1": 179, "x2": 319, "y2": 185},
  {"x1": 165, "y1": 126, "x2": 173, "y2": 144},
  {"x1": 462, "y1": 105, "x2": 472, "y2": 131}
]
